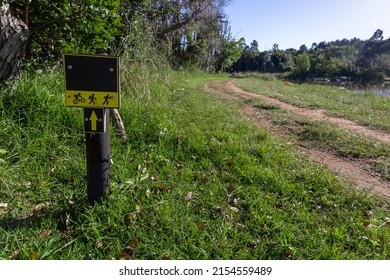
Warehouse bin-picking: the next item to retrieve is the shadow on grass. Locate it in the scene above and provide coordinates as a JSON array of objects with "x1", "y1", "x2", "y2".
[{"x1": 0, "y1": 196, "x2": 95, "y2": 232}]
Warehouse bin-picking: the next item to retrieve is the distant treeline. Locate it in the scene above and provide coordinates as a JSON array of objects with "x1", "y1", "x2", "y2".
[{"x1": 230, "y1": 29, "x2": 390, "y2": 85}]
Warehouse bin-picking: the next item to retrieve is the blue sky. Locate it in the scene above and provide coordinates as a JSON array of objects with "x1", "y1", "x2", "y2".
[{"x1": 224, "y1": 0, "x2": 390, "y2": 50}]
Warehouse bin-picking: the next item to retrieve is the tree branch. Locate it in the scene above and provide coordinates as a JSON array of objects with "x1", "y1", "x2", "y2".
[{"x1": 154, "y1": 1, "x2": 212, "y2": 39}]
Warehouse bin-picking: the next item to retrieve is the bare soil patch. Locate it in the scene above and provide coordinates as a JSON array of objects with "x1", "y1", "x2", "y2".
[{"x1": 205, "y1": 80, "x2": 390, "y2": 199}]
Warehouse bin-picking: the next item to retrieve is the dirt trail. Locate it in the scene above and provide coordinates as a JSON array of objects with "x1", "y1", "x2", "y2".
[
  {"x1": 223, "y1": 81, "x2": 390, "y2": 145},
  {"x1": 205, "y1": 80, "x2": 390, "y2": 199}
]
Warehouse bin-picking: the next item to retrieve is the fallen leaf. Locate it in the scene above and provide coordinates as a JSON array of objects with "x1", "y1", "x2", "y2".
[
  {"x1": 229, "y1": 206, "x2": 239, "y2": 213},
  {"x1": 283, "y1": 250, "x2": 293, "y2": 259},
  {"x1": 0, "y1": 209, "x2": 9, "y2": 217},
  {"x1": 363, "y1": 221, "x2": 371, "y2": 227},
  {"x1": 140, "y1": 210, "x2": 148, "y2": 219},
  {"x1": 10, "y1": 249, "x2": 20, "y2": 260},
  {"x1": 61, "y1": 213, "x2": 71, "y2": 229},
  {"x1": 39, "y1": 229, "x2": 52, "y2": 239},
  {"x1": 135, "y1": 205, "x2": 141, "y2": 213},
  {"x1": 198, "y1": 223, "x2": 207, "y2": 230},
  {"x1": 119, "y1": 252, "x2": 130, "y2": 260},
  {"x1": 184, "y1": 192, "x2": 193, "y2": 201},
  {"x1": 95, "y1": 240, "x2": 103, "y2": 249},
  {"x1": 33, "y1": 202, "x2": 49, "y2": 217},
  {"x1": 226, "y1": 185, "x2": 235, "y2": 193},
  {"x1": 30, "y1": 251, "x2": 38, "y2": 260},
  {"x1": 0, "y1": 202, "x2": 8, "y2": 208},
  {"x1": 363, "y1": 210, "x2": 373, "y2": 217},
  {"x1": 127, "y1": 213, "x2": 137, "y2": 222},
  {"x1": 62, "y1": 230, "x2": 77, "y2": 239},
  {"x1": 130, "y1": 238, "x2": 139, "y2": 249},
  {"x1": 176, "y1": 163, "x2": 183, "y2": 169},
  {"x1": 124, "y1": 238, "x2": 139, "y2": 257},
  {"x1": 225, "y1": 214, "x2": 234, "y2": 221},
  {"x1": 67, "y1": 199, "x2": 75, "y2": 207},
  {"x1": 236, "y1": 223, "x2": 245, "y2": 229},
  {"x1": 23, "y1": 181, "x2": 32, "y2": 188},
  {"x1": 157, "y1": 184, "x2": 169, "y2": 192}
]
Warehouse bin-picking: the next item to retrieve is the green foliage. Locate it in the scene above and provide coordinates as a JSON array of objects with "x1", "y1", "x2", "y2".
[
  {"x1": 294, "y1": 52, "x2": 311, "y2": 75},
  {"x1": 9, "y1": 0, "x2": 122, "y2": 63},
  {"x1": 4, "y1": 0, "x2": 239, "y2": 73},
  {"x1": 216, "y1": 38, "x2": 245, "y2": 72}
]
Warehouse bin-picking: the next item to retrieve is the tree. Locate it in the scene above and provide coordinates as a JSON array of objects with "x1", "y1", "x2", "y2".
[
  {"x1": 299, "y1": 44, "x2": 308, "y2": 53},
  {"x1": 4, "y1": 0, "x2": 122, "y2": 63},
  {"x1": 249, "y1": 40, "x2": 260, "y2": 55},
  {"x1": 370, "y1": 29, "x2": 383, "y2": 41},
  {"x1": 0, "y1": 3, "x2": 29, "y2": 80},
  {"x1": 139, "y1": 0, "x2": 232, "y2": 71},
  {"x1": 217, "y1": 37, "x2": 245, "y2": 72},
  {"x1": 294, "y1": 52, "x2": 310, "y2": 76}
]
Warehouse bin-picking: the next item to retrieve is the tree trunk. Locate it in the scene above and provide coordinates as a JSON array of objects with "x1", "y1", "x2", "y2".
[{"x1": 0, "y1": 4, "x2": 29, "y2": 80}]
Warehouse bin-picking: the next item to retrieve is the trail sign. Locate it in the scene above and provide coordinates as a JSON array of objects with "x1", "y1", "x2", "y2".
[
  {"x1": 84, "y1": 108, "x2": 106, "y2": 133},
  {"x1": 62, "y1": 54, "x2": 120, "y2": 203},
  {"x1": 63, "y1": 54, "x2": 120, "y2": 108}
]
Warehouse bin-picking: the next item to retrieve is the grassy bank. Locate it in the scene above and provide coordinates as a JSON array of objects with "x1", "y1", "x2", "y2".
[
  {"x1": 237, "y1": 97, "x2": 390, "y2": 181},
  {"x1": 234, "y1": 75, "x2": 390, "y2": 131},
  {"x1": 0, "y1": 66, "x2": 389, "y2": 259}
]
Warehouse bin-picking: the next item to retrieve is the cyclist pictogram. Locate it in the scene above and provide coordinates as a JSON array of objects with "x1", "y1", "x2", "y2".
[{"x1": 73, "y1": 93, "x2": 85, "y2": 104}]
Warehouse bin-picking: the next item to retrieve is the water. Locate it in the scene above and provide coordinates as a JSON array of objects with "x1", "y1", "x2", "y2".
[{"x1": 355, "y1": 88, "x2": 390, "y2": 98}]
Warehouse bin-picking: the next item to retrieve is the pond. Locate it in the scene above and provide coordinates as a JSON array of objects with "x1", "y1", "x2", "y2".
[{"x1": 355, "y1": 88, "x2": 390, "y2": 98}]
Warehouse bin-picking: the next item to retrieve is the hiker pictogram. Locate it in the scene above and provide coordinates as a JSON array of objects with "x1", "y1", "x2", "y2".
[{"x1": 89, "y1": 93, "x2": 97, "y2": 105}]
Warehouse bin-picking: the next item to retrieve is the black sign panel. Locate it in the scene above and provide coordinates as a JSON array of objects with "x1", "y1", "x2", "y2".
[
  {"x1": 84, "y1": 108, "x2": 106, "y2": 133},
  {"x1": 64, "y1": 54, "x2": 119, "y2": 92}
]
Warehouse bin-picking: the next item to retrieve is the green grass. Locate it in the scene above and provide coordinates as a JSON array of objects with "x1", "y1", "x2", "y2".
[
  {"x1": 234, "y1": 76, "x2": 390, "y2": 131},
  {"x1": 0, "y1": 66, "x2": 389, "y2": 260}
]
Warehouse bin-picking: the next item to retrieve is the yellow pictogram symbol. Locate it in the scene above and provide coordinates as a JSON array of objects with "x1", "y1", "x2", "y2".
[
  {"x1": 89, "y1": 110, "x2": 98, "y2": 131},
  {"x1": 65, "y1": 91, "x2": 119, "y2": 108}
]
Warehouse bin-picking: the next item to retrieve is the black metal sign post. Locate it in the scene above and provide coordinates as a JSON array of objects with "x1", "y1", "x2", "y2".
[
  {"x1": 85, "y1": 109, "x2": 110, "y2": 202},
  {"x1": 63, "y1": 54, "x2": 120, "y2": 203}
]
